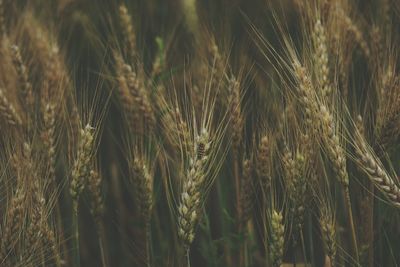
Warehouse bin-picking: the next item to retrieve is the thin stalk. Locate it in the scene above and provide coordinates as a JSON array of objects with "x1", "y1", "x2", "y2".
[
  {"x1": 97, "y1": 220, "x2": 109, "y2": 267},
  {"x1": 246, "y1": 220, "x2": 255, "y2": 265},
  {"x1": 343, "y1": 187, "x2": 359, "y2": 263},
  {"x1": 234, "y1": 153, "x2": 244, "y2": 267},
  {"x1": 55, "y1": 192, "x2": 67, "y2": 267},
  {"x1": 216, "y1": 179, "x2": 233, "y2": 266},
  {"x1": 40, "y1": 242, "x2": 46, "y2": 267},
  {"x1": 308, "y1": 213, "x2": 315, "y2": 267},
  {"x1": 186, "y1": 248, "x2": 191, "y2": 267},
  {"x1": 145, "y1": 222, "x2": 152, "y2": 267},
  {"x1": 367, "y1": 185, "x2": 374, "y2": 267},
  {"x1": 300, "y1": 230, "x2": 308, "y2": 265},
  {"x1": 72, "y1": 201, "x2": 80, "y2": 267}
]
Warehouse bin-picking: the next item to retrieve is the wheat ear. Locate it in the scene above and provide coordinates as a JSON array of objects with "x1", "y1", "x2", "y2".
[
  {"x1": 313, "y1": 19, "x2": 331, "y2": 99},
  {"x1": 70, "y1": 124, "x2": 95, "y2": 267},
  {"x1": 354, "y1": 121, "x2": 400, "y2": 207},
  {"x1": 10, "y1": 45, "x2": 34, "y2": 114},
  {"x1": 293, "y1": 62, "x2": 358, "y2": 261},
  {"x1": 269, "y1": 210, "x2": 284, "y2": 267},
  {"x1": 119, "y1": 4, "x2": 136, "y2": 63},
  {"x1": 320, "y1": 208, "x2": 337, "y2": 267},
  {"x1": 178, "y1": 128, "x2": 210, "y2": 249},
  {"x1": 0, "y1": 87, "x2": 22, "y2": 127}
]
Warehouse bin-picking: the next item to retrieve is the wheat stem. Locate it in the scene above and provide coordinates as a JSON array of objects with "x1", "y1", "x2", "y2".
[{"x1": 72, "y1": 201, "x2": 80, "y2": 267}]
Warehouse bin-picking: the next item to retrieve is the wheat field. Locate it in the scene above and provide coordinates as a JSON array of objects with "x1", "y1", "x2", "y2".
[{"x1": 0, "y1": 0, "x2": 399, "y2": 266}]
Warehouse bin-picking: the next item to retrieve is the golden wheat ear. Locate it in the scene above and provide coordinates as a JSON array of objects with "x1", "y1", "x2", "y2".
[{"x1": 353, "y1": 116, "x2": 400, "y2": 208}]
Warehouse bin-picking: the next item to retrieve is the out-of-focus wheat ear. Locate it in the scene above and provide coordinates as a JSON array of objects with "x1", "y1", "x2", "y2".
[
  {"x1": 174, "y1": 106, "x2": 192, "y2": 150},
  {"x1": 114, "y1": 53, "x2": 137, "y2": 133},
  {"x1": 115, "y1": 53, "x2": 155, "y2": 135},
  {"x1": 312, "y1": 19, "x2": 331, "y2": 99},
  {"x1": 282, "y1": 146, "x2": 307, "y2": 245},
  {"x1": 181, "y1": 0, "x2": 200, "y2": 38},
  {"x1": 0, "y1": 0, "x2": 5, "y2": 36},
  {"x1": 228, "y1": 76, "x2": 244, "y2": 154},
  {"x1": 10, "y1": 45, "x2": 35, "y2": 115},
  {"x1": 131, "y1": 157, "x2": 154, "y2": 267},
  {"x1": 178, "y1": 129, "x2": 210, "y2": 249},
  {"x1": 320, "y1": 208, "x2": 337, "y2": 267},
  {"x1": 26, "y1": 186, "x2": 45, "y2": 261},
  {"x1": 338, "y1": 9, "x2": 370, "y2": 59},
  {"x1": 0, "y1": 190, "x2": 25, "y2": 263},
  {"x1": 227, "y1": 75, "x2": 244, "y2": 245},
  {"x1": 42, "y1": 103, "x2": 57, "y2": 185},
  {"x1": 88, "y1": 169, "x2": 109, "y2": 267},
  {"x1": 26, "y1": 184, "x2": 62, "y2": 267},
  {"x1": 292, "y1": 62, "x2": 320, "y2": 137},
  {"x1": 21, "y1": 143, "x2": 62, "y2": 267},
  {"x1": 41, "y1": 223, "x2": 63, "y2": 267},
  {"x1": 381, "y1": 0, "x2": 391, "y2": 30},
  {"x1": 208, "y1": 36, "x2": 225, "y2": 83},
  {"x1": 269, "y1": 210, "x2": 284, "y2": 267},
  {"x1": 239, "y1": 159, "x2": 254, "y2": 227},
  {"x1": 42, "y1": 44, "x2": 69, "y2": 102},
  {"x1": 0, "y1": 87, "x2": 22, "y2": 127},
  {"x1": 238, "y1": 157, "x2": 254, "y2": 267},
  {"x1": 370, "y1": 26, "x2": 383, "y2": 66},
  {"x1": 256, "y1": 135, "x2": 272, "y2": 193},
  {"x1": 41, "y1": 103, "x2": 65, "y2": 267},
  {"x1": 122, "y1": 63, "x2": 156, "y2": 133},
  {"x1": 132, "y1": 157, "x2": 153, "y2": 223},
  {"x1": 151, "y1": 36, "x2": 166, "y2": 79},
  {"x1": 119, "y1": 4, "x2": 137, "y2": 64},
  {"x1": 70, "y1": 124, "x2": 95, "y2": 205},
  {"x1": 375, "y1": 73, "x2": 400, "y2": 152},
  {"x1": 70, "y1": 124, "x2": 95, "y2": 267},
  {"x1": 88, "y1": 169, "x2": 105, "y2": 223}
]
